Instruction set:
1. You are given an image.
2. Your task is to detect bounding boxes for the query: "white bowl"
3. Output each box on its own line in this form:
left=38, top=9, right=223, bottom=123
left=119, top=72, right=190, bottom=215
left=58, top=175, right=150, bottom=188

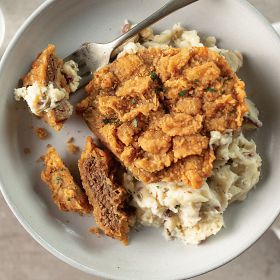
left=273, top=22, right=280, bottom=34
left=0, top=0, right=280, bottom=279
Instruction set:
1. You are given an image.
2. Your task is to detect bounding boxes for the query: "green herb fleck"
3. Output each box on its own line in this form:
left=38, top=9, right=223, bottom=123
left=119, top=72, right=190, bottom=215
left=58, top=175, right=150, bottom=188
left=132, top=118, right=138, bottom=128
left=225, top=76, right=233, bottom=81
left=155, top=87, right=162, bottom=93
left=130, top=98, right=137, bottom=105
left=206, top=87, right=217, bottom=92
left=163, top=87, right=169, bottom=94
left=102, top=118, right=113, bottom=124
left=178, top=90, right=188, bottom=97
left=55, top=176, right=63, bottom=185
left=194, top=79, right=200, bottom=83
left=156, top=185, right=160, bottom=189
left=175, top=204, right=181, bottom=210
left=150, top=71, right=159, bottom=81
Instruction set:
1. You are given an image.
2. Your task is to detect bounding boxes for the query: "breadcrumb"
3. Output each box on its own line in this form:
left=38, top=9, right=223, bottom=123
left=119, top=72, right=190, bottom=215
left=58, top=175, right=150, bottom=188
left=24, top=148, right=31, bottom=154
left=66, top=137, right=80, bottom=154
left=89, top=227, right=101, bottom=237
left=67, top=137, right=74, bottom=143
left=36, top=155, right=45, bottom=163
left=35, top=127, right=48, bottom=140
left=67, top=143, right=80, bottom=154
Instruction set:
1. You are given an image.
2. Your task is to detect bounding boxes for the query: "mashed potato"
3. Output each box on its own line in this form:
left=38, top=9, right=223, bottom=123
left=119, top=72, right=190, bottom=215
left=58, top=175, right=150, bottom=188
left=14, top=59, right=80, bottom=116
left=118, top=22, right=243, bottom=73
left=124, top=132, right=261, bottom=245
left=120, top=22, right=262, bottom=245
left=14, top=82, right=67, bottom=116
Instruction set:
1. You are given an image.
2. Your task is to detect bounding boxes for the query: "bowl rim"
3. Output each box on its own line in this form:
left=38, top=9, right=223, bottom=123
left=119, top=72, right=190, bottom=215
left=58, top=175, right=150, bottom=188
left=0, top=0, right=280, bottom=279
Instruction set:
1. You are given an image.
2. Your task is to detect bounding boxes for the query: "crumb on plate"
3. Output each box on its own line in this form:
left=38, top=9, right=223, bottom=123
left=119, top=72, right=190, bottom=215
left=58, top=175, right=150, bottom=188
left=35, top=127, right=49, bottom=140
left=89, top=227, right=101, bottom=237
left=24, top=147, right=31, bottom=154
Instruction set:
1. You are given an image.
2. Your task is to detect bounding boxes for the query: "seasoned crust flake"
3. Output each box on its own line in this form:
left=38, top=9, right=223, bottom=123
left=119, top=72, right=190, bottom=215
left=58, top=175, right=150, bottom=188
left=41, top=147, right=91, bottom=215
left=78, top=137, right=130, bottom=244
left=77, top=47, right=247, bottom=189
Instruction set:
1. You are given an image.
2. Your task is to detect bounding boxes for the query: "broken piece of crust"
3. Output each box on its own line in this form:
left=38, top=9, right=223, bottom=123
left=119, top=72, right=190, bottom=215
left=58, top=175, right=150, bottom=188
left=23, top=44, right=70, bottom=91
left=78, top=137, right=130, bottom=245
left=22, top=45, right=72, bottom=131
left=41, top=147, right=92, bottom=215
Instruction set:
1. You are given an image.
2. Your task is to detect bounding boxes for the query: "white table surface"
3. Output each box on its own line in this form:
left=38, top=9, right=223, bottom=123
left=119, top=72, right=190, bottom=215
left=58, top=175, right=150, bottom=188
left=0, top=1, right=280, bottom=279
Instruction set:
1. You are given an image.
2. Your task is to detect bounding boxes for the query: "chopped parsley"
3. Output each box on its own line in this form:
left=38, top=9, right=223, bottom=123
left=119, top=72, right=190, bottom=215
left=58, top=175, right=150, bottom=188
left=206, top=87, right=217, bottom=92
left=155, top=87, right=162, bottom=93
left=194, top=79, right=200, bottom=83
left=150, top=71, right=159, bottom=81
left=55, top=176, right=63, bottom=185
left=175, top=204, right=181, bottom=210
left=225, top=76, right=233, bottom=81
left=132, top=118, right=138, bottom=128
left=178, top=90, right=188, bottom=97
left=102, top=118, right=113, bottom=124
left=163, top=87, right=169, bottom=94
left=156, top=185, right=160, bottom=189
left=130, top=98, right=137, bottom=105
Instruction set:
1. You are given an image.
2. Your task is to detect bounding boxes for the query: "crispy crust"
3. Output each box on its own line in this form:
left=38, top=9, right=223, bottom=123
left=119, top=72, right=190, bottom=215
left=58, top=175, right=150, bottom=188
left=77, top=47, right=247, bottom=189
left=78, top=137, right=130, bottom=245
left=23, top=44, right=70, bottom=92
left=41, top=147, right=92, bottom=215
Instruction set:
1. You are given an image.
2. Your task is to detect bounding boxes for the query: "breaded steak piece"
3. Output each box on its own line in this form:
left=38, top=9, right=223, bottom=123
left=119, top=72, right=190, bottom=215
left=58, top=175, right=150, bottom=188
left=77, top=47, right=247, bottom=189
left=78, top=137, right=130, bottom=245
left=41, top=147, right=92, bottom=215
left=21, top=44, right=73, bottom=131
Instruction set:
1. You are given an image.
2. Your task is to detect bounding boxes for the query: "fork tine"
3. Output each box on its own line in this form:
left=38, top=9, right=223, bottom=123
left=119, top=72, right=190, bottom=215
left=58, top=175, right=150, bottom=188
left=78, top=75, right=93, bottom=89
left=64, top=49, right=93, bottom=90
left=63, top=50, right=81, bottom=64
left=78, top=63, right=91, bottom=77
left=63, top=42, right=112, bottom=90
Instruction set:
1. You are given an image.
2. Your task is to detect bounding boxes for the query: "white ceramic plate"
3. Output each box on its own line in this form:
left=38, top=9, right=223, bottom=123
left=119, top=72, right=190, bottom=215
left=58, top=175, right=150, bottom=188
left=1, top=1, right=280, bottom=279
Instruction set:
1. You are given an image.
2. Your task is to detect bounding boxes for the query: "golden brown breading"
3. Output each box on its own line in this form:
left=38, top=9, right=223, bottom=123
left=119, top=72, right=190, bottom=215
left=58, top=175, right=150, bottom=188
left=77, top=47, right=247, bottom=189
left=41, top=147, right=92, bottom=215
left=78, top=137, right=131, bottom=245
left=23, top=44, right=70, bottom=92
left=22, top=44, right=72, bottom=131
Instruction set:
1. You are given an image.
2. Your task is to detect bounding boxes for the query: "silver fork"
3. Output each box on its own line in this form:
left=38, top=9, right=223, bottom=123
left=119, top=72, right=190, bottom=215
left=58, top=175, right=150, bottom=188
left=64, top=0, right=199, bottom=89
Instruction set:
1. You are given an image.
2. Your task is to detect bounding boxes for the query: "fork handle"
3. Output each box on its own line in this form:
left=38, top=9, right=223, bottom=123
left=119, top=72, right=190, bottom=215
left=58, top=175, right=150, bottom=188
left=109, top=0, right=199, bottom=50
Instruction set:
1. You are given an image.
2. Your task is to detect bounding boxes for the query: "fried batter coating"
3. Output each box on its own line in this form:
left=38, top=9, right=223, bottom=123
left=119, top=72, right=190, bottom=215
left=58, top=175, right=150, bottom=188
left=78, top=137, right=131, bottom=245
left=77, top=47, right=247, bottom=189
left=41, top=147, right=92, bottom=214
